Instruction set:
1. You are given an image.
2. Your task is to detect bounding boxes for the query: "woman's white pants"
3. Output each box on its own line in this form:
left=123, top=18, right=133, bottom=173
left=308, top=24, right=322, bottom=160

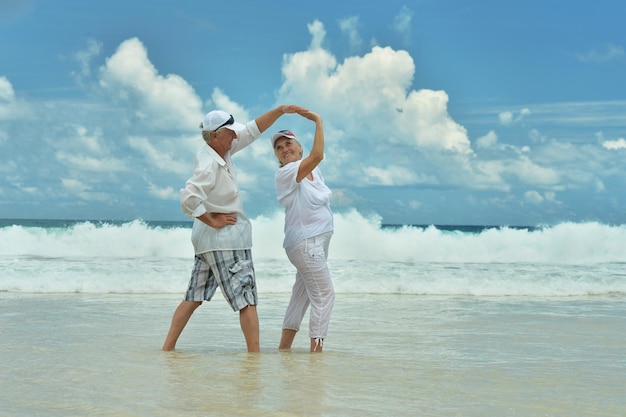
left=282, top=232, right=335, bottom=339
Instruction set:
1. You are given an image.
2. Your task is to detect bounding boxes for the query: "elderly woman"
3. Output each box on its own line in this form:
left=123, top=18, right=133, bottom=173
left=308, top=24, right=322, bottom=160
left=271, top=109, right=335, bottom=352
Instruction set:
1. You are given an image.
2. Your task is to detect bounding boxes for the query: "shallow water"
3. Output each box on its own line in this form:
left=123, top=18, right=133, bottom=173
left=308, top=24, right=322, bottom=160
left=1, top=293, right=624, bottom=416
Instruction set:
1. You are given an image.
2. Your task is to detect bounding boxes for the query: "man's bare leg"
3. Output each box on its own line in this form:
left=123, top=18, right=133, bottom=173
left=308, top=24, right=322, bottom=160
left=278, top=329, right=297, bottom=351
left=162, top=300, right=202, bottom=351
left=239, top=305, right=260, bottom=352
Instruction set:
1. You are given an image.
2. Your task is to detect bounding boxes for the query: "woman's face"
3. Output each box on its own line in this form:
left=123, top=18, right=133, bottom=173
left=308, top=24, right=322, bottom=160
left=274, top=136, right=302, bottom=166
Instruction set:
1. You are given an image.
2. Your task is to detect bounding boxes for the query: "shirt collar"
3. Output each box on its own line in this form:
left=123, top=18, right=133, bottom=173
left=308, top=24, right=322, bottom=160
left=204, top=143, right=227, bottom=166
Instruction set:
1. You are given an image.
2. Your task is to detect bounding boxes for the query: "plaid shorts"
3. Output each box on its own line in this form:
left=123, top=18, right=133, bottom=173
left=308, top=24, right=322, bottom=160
left=184, top=249, right=258, bottom=311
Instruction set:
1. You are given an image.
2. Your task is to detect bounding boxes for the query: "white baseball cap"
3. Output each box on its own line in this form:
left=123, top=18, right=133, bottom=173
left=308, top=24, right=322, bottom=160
left=201, top=110, right=245, bottom=132
left=271, top=130, right=299, bottom=148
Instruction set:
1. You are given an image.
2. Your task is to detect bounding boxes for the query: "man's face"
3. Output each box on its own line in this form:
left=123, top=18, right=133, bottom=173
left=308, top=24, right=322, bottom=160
left=211, top=128, right=237, bottom=152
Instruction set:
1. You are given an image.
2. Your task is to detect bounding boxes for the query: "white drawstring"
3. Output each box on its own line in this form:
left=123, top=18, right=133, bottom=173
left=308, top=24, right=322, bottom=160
left=313, top=338, right=324, bottom=351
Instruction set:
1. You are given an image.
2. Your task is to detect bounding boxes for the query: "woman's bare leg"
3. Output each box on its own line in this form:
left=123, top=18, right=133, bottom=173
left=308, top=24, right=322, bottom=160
left=310, top=337, right=324, bottom=352
left=279, top=329, right=297, bottom=350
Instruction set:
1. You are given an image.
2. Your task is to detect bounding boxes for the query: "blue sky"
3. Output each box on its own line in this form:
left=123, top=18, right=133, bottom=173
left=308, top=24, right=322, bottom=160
left=1, top=0, right=625, bottom=226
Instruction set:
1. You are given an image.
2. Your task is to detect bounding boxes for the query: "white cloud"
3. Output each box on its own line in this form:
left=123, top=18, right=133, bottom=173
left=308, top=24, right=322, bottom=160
left=339, top=16, right=362, bottom=51
left=278, top=23, right=470, bottom=154
left=543, top=191, right=560, bottom=204
left=476, top=130, right=498, bottom=149
left=393, top=6, right=413, bottom=42
left=275, top=20, right=548, bottom=193
left=524, top=190, right=543, bottom=204
left=62, top=178, right=91, bottom=193
left=529, top=128, right=547, bottom=144
left=577, top=43, right=624, bottom=63
left=52, top=124, right=130, bottom=174
left=594, top=180, right=605, bottom=192
left=330, top=189, right=354, bottom=206
left=0, top=76, right=30, bottom=120
left=209, top=88, right=250, bottom=124
left=524, top=190, right=561, bottom=205
left=236, top=169, right=258, bottom=188
left=128, top=136, right=189, bottom=174
left=509, top=156, right=560, bottom=186
left=277, top=22, right=494, bottom=189
left=72, top=125, right=103, bottom=153
left=98, top=37, right=203, bottom=131
left=71, top=38, right=102, bottom=82
left=499, top=111, right=513, bottom=125
left=602, top=138, right=626, bottom=150
left=0, top=76, right=15, bottom=102
left=56, top=152, right=127, bottom=173
left=308, top=20, right=326, bottom=50
left=401, top=89, right=471, bottom=153
left=148, top=183, right=177, bottom=200
left=364, top=165, right=436, bottom=186
left=408, top=200, right=421, bottom=209
left=499, top=108, right=530, bottom=125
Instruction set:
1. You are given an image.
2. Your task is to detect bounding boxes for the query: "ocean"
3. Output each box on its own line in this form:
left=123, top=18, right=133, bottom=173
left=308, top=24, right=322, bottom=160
left=1, top=211, right=625, bottom=416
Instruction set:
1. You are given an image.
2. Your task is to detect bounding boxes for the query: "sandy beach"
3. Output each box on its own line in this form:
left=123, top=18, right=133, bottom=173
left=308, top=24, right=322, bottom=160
left=1, top=292, right=624, bottom=416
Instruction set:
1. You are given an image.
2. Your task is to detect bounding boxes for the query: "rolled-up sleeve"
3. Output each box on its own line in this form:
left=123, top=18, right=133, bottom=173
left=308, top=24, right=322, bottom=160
left=231, top=120, right=261, bottom=154
left=180, top=165, right=215, bottom=218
